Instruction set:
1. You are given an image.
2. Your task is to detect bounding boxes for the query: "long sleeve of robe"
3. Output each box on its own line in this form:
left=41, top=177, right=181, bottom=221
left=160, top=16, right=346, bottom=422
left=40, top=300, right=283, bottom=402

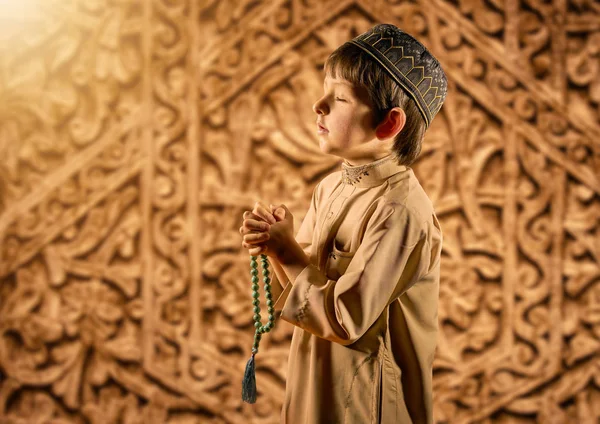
left=271, top=154, right=443, bottom=424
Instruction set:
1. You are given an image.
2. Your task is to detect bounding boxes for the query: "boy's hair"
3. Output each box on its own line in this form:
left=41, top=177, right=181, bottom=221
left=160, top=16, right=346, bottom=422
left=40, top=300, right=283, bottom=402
left=324, top=42, right=427, bottom=167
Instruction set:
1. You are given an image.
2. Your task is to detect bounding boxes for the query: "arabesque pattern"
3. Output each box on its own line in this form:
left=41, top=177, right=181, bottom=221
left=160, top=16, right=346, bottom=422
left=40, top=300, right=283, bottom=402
left=0, top=0, right=599, bottom=423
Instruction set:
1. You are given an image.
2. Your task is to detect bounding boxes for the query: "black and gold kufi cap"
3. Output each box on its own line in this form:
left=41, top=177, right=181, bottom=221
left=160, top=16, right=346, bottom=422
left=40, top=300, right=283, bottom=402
left=348, top=23, right=447, bottom=127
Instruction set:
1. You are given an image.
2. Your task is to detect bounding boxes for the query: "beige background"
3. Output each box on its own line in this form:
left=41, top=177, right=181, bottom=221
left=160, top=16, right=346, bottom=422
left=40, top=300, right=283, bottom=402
left=0, top=0, right=599, bottom=423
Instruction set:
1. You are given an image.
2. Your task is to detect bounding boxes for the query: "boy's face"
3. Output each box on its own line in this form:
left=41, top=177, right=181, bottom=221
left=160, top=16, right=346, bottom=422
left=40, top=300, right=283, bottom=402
left=312, top=75, right=378, bottom=159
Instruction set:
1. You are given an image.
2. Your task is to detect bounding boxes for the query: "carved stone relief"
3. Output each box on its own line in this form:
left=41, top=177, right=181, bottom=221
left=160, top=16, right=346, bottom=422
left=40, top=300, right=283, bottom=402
left=0, top=0, right=598, bottom=423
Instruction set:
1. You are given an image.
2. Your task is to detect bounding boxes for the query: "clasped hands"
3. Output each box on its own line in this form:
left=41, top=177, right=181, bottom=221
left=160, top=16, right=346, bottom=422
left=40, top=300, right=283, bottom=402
left=240, top=201, right=295, bottom=260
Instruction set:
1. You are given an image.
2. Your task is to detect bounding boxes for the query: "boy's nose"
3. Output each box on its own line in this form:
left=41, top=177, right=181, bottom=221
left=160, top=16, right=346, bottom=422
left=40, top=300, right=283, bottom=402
left=312, top=98, right=328, bottom=115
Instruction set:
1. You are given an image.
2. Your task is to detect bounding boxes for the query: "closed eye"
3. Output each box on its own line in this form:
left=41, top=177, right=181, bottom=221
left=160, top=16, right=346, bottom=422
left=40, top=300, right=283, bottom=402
left=335, top=97, right=346, bottom=102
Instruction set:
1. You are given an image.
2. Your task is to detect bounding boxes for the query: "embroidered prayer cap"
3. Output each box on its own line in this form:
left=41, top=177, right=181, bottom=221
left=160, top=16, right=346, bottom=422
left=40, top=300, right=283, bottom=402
left=347, top=23, right=447, bottom=128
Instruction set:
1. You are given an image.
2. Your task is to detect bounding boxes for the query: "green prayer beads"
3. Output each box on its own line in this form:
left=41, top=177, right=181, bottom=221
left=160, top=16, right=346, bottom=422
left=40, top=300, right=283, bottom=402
left=243, top=255, right=277, bottom=403
left=249, top=254, right=276, bottom=354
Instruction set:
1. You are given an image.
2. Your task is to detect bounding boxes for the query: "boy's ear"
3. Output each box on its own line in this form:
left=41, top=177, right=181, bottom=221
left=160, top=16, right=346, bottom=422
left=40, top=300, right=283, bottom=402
left=375, top=107, right=406, bottom=139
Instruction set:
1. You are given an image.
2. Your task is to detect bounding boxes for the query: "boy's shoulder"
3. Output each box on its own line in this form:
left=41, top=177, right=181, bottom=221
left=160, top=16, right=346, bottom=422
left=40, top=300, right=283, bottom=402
left=383, top=171, right=435, bottom=227
left=315, top=170, right=343, bottom=197
left=322, top=170, right=343, bottom=186
left=317, top=169, right=435, bottom=226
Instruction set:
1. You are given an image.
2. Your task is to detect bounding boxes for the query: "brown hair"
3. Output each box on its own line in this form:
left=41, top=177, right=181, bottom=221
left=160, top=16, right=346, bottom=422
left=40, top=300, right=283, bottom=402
left=324, top=42, right=427, bottom=166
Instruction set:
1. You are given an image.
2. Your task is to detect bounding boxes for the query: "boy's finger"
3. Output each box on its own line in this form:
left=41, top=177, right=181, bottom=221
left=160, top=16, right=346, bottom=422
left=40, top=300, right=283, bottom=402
left=242, top=242, right=265, bottom=255
left=243, top=218, right=270, bottom=231
left=249, top=246, right=263, bottom=255
left=270, top=204, right=284, bottom=221
left=245, top=210, right=273, bottom=226
left=270, top=204, right=286, bottom=220
left=243, top=211, right=260, bottom=221
left=240, top=226, right=267, bottom=235
left=239, top=224, right=269, bottom=236
left=240, top=227, right=269, bottom=236
left=253, top=202, right=276, bottom=225
left=244, top=233, right=269, bottom=243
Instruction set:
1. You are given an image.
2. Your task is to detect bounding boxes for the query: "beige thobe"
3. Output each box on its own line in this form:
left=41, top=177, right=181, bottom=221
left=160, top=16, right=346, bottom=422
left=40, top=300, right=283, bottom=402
left=272, top=154, right=443, bottom=424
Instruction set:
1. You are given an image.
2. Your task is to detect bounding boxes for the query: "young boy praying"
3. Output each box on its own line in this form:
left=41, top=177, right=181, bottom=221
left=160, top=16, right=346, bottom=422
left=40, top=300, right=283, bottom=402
left=240, top=23, right=446, bottom=424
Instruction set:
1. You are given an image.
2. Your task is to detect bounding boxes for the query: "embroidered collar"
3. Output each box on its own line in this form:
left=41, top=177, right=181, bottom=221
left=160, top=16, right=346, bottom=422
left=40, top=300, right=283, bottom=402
left=341, top=154, right=408, bottom=187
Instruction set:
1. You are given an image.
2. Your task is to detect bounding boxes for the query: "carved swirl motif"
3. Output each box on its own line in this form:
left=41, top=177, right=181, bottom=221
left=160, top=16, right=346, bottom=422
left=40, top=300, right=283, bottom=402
left=0, top=0, right=599, bottom=423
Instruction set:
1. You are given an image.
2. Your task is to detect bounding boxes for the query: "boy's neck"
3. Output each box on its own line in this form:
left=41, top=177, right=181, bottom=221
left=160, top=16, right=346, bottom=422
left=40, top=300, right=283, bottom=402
left=342, top=152, right=393, bottom=167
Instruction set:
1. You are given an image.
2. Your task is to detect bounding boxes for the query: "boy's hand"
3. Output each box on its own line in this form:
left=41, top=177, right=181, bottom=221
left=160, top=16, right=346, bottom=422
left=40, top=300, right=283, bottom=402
left=250, top=201, right=278, bottom=225
left=240, top=203, right=295, bottom=260
left=240, top=201, right=278, bottom=256
left=268, top=204, right=295, bottom=247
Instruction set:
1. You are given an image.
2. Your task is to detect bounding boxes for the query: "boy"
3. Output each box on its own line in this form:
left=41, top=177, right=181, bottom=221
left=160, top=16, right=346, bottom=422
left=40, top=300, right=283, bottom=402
left=240, top=23, right=446, bottom=423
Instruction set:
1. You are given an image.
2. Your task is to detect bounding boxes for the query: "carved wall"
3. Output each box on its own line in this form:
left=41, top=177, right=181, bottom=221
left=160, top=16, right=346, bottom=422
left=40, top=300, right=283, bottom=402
left=0, top=0, right=599, bottom=423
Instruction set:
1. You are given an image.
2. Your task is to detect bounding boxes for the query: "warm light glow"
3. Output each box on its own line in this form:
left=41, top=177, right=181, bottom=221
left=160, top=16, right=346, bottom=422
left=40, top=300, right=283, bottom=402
left=0, top=0, right=39, bottom=20
left=0, top=0, right=46, bottom=43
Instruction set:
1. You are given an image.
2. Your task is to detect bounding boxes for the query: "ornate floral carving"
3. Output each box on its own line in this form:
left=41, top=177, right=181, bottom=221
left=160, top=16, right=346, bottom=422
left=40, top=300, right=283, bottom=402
left=0, top=0, right=599, bottom=422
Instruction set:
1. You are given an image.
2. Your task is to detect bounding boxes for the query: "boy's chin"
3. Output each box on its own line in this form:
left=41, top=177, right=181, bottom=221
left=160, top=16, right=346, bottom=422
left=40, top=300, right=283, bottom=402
left=319, top=145, right=354, bottom=162
left=318, top=137, right=332, bottom=152
left=319, top=140, right=354, bottom=156
left=319, top=142, right=340, bottom=156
